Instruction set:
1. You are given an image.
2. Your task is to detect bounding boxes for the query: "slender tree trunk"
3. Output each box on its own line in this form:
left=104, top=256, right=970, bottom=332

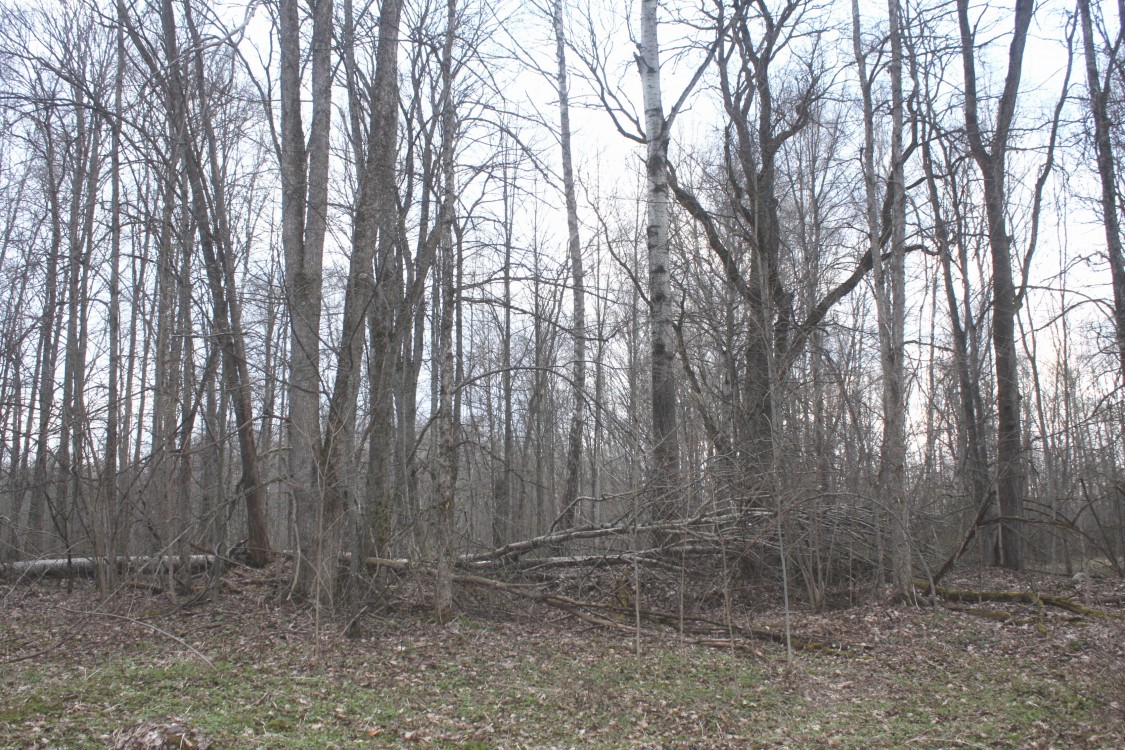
left=885, top=0, right=912, bottom=599
left=434, top=0, right=461, bottom=620
left=120, top=205, right=145, bottom=560
left=177, top=0, right=271, bottom=566
left=99, top=10, right=125, bottom=592
left=3, top=295, right=30, bottom=561
left=1078, top=0, right=1125, bottom=390
left=279, top=0, right=333, bottom=599
left=919, top=122, right=992, bottom=572
left=493, top=143, right=515, bottom=546
left=150, top=107, right=182, bottom=559
left=638, top=0, right=680, bottom=522
left=853, top=0, right=912, bottom=596
left=433, top=0, right=459, bottom=622
left=551, top=0, right=587, bottom=533
left=320, top=0, right=403, bottom=607
left=58, top=90, right=101, bottom=569
left=0, top=161, right=31, bottom=560
left=956, top=0, right=1034, bottom=570
left=365, top=280, right=398, bottom=557
left=28, top=118, right=64, bottom=554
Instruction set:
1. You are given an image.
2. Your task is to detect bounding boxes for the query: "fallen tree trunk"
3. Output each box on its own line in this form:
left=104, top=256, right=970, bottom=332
left=932, top=490, right=996, bottom=585
left=1, top=555, right=215, bottom=581
left=934, top=508, right=1104, bottom=586
left=468, top=544, right=723, bottom=573
left=460, top=511, right=759, bottom=564
left=915, top=581, right=1122, bottom=620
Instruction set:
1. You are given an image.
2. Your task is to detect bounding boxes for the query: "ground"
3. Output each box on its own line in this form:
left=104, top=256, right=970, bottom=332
left=1, top=564, right=1123, bottom=749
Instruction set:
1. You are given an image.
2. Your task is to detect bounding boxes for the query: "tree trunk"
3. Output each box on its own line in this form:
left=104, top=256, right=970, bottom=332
left=99, top=9, right=125, bottom=592
left=180, top=0, right=271, bottom=567
left=553, top=0, right=587, bottom=534
left=1078, top=0, right=1125, bottom=391
left=956, top=0, right=1033, bottom=570
left=320, top=0, right=403, bottom=608
left=884, top=0, right=911, bottom=598
left=433, top=0, right=459, bottom=623
left=279, top=0, right=333, bottom=600
left=851, top=0, right=912, bottom=599
left=28, top=115, right=64, bottom=555
left=638, top=0, right=680, bottom=522
left=493, top=141, right=515, bottom=547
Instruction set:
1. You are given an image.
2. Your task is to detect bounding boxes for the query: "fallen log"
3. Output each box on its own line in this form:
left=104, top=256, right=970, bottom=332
left=459, top=511, right=758, bottom=564
left=469, top=544, right=723, bottom=573
left=0, top=555, right=216, bottom=581
left=914, top=581, right=1123, bottom=621
left=940, top=603, right=1017, bottom=623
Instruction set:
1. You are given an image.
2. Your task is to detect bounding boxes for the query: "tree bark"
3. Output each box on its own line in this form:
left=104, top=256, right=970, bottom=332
left=181, top=0, right=271, bottom=568
left=851, top=0, right=911, bottom=598
left=433, top=0, right=459, bottom=623
left=552, top=0, right=587, bottom=534
left=1077, top=0, right=1125, bottom=391
left=279, top=0, right=333, bottom=599
left=100, top=7, right=125, bottom=592
left=638, top=0, right=680, bottom=522
left=884, top=0, right=911, bottom=599
left=956, top=0, right=1034, bottom=570
left=927, top=147, right=992, bottom=553
left=319, top=0, right=403, bottom=608
left=27, top=112, right=64, bottom=555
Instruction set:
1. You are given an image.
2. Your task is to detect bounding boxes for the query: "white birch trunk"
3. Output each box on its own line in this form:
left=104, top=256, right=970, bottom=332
left=638, top=0, right=680, bottom=522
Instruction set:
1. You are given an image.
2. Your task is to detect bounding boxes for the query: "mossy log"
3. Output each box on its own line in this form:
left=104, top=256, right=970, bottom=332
left=915, top=581, right=1122, bottom=621
left=941, top=603, right=1019, bottom=623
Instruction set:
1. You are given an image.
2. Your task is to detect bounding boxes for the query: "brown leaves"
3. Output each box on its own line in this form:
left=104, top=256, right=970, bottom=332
left=110, top=720, right=211, bottom=750
left=2, top=565, right=1123, bottom=749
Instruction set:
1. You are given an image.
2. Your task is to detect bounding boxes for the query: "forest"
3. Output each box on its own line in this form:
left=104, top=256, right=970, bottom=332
left=1, top=0, right=1125, bottom=746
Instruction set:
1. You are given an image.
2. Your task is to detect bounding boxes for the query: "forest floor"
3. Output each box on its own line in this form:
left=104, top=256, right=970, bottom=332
left=1, top=563, right=1123, bottom=749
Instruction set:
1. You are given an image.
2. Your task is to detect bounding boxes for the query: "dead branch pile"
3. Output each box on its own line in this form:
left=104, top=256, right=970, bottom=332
left=458, top=510, right=763, bottom=567
left=365, top=556, right=845, bottom=654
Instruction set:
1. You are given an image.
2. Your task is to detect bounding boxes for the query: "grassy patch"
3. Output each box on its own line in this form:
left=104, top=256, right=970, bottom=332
left=1, top=574, right=1121, bottom=750
left=0, top=626, right=1114, bottom=749
left=790, top=668, right=1094, bottom=748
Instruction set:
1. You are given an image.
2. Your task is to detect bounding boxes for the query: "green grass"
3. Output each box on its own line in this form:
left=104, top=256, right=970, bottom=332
left=0, top=600, right=1119, bottom=749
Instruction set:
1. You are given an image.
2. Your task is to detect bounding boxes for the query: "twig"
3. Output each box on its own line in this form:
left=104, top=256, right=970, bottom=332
left=56, top=606, right=216, bottom=668
left=364, top=557, right=849, bottom=654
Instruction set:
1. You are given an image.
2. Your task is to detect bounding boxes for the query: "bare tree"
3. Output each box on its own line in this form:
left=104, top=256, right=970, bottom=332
left=851, top=0, right=912, bottom=598
left=956, top=0, right=1034, bottom=569
left=99, top=2, right=126, bottom=592
left=433, top=0, right=460, bottom=622
left=551, top=0, right=587, bottom=534
left=1077, top=0, right=1125, bottom=390
left=279, top=0, right=333, bottom=598
left=320, top=0, right=404, bottom=609
left=116, top=0, right=272, bottom=569
left=638, top=0, right=680, bottom=521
